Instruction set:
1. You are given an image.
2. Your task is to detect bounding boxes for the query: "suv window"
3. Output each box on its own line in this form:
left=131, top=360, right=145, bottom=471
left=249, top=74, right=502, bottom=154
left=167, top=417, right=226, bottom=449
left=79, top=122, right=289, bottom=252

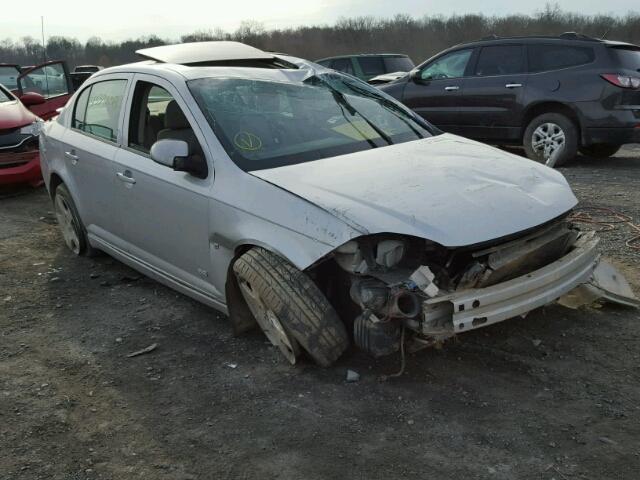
left=420, top=49, right=472, bottom=80
left=528, top=45, right=595, bottom=72
left=384, top=56, right=414, bottom=72
left=73, top=79, right=127, bottom=142
left=609, top=46, right=640, bottom=70
left=330, top=58, right=354, bottom=75
left=475, top=45, right=524, bottom=76
left=20, top=62, right=69, bottom=98
left=358, top=56, right=385, bottom=76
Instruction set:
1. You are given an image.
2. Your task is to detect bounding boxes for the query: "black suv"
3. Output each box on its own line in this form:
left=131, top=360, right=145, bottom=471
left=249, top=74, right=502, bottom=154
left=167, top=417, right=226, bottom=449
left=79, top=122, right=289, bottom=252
left=379, top=34, right=640, bottom=165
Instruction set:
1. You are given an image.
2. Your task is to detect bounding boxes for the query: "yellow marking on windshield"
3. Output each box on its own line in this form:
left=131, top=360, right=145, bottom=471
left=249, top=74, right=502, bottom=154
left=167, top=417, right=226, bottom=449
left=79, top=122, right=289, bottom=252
left=234, top=131, right=263, bottom=151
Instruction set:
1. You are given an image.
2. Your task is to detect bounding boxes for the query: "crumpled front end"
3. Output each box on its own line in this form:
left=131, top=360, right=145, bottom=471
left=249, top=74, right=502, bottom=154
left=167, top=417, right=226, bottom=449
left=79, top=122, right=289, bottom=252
left=0, top=126, right=41, bottom=186
left=315, top=219, right=639, bottom=357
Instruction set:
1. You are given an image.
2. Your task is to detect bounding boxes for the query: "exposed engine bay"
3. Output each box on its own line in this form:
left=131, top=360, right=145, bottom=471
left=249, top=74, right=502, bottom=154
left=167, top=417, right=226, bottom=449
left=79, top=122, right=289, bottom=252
left=318, top=219, right=639, bottom=357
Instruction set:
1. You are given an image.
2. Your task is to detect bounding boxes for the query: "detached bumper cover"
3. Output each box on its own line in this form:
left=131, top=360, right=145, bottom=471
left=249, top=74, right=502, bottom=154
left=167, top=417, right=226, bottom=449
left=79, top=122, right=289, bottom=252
left=426, top=232, right=602, bottom=333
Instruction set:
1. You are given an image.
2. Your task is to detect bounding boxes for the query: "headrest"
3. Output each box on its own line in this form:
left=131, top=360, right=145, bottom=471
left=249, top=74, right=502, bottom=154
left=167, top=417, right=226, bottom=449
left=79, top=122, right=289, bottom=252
left=164, top=100, right=190, bottom=129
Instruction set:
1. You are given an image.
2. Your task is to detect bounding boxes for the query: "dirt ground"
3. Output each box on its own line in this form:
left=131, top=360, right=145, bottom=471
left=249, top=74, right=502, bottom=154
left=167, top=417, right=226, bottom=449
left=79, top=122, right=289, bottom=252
left=1, top=148, right=639, bottom=480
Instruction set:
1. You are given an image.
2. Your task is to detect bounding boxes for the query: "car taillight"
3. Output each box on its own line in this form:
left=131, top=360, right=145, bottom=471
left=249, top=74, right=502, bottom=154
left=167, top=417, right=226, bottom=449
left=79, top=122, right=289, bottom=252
left=601, top=73, right=640, bottom=89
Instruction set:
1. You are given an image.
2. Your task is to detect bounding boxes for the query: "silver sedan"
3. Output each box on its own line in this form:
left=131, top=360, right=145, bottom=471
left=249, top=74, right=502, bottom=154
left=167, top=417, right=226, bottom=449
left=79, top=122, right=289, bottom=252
left=40, top=42, right=638, bottom=366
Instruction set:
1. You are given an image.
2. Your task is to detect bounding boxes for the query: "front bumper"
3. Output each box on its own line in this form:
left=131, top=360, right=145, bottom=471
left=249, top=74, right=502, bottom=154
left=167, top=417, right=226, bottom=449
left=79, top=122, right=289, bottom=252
left=423, top=232, right=600, bottom=335
left=0, top=150, right=42, bottom=186
left=584, top=126, right=640, bottom=146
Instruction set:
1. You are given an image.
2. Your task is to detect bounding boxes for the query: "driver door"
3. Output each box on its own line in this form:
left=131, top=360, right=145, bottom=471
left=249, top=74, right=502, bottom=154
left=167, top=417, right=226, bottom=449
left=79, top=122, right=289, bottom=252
left=401, top=48, right=474, bottom=133
left=17, top=61, right=73, bottom=120
left=112, top=74, right=219, bottom=299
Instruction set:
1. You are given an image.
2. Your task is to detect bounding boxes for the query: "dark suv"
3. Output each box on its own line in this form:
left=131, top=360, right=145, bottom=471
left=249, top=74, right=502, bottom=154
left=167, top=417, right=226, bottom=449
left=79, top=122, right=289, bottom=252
left=379, top=34, right=640, bottom=165
left=316, top=54, right=414, bottom=83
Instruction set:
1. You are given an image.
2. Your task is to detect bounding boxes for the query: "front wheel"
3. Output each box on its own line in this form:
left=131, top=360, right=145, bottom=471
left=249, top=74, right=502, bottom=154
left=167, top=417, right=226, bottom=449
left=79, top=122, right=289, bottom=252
left=233, top=247, right=349, bottom=366
left=579, top=144, right=621, bottom=158
left=523, top=113, right=578, bottom=167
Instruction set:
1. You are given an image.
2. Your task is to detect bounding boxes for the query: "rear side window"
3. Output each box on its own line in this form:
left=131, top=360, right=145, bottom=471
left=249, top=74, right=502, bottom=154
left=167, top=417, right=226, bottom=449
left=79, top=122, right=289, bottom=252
left=330, top=58, right=354, bottom=75
left=358, top=56, right=386, bottom=76
left=528, top=45, right=595, bottom=72
left=73, top=79, right=127, bottom=142
left=475, top=45, right=524, bottom=76
left=609, top=46, right=640, bottom=70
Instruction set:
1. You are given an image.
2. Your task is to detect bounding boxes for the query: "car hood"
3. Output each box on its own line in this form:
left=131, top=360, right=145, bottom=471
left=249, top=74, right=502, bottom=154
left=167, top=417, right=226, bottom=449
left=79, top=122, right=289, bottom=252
left=252, top=134, right=578, bottom=247
left=0, top=99, right=37, bottom=129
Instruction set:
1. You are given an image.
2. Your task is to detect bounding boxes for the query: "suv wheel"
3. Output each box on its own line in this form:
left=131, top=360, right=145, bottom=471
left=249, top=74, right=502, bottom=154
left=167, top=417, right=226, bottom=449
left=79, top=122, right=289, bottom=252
left=523, top=113, right=578, bottom=167
left=579, top=144, right=621, bottom=158
left=53, top=184, right=98, bottom=256
left=233, top=247, right=349, bottom=366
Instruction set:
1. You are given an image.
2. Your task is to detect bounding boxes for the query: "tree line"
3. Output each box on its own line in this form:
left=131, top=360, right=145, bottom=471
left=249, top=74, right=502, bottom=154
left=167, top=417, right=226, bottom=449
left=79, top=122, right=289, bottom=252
left=2, top=4, right=639, bottom=69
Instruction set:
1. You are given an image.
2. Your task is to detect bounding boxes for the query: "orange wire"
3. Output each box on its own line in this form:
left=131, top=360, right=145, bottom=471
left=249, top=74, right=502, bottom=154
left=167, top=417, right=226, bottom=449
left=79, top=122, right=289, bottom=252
left=569, top=206, right=640, bottom=252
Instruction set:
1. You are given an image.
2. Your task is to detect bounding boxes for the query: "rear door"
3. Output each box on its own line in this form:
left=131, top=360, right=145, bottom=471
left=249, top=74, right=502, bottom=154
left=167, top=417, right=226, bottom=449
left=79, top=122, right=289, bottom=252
left=400, top=48, right=474, bottom=132
left=17, top=61, right=73, bottom=120
left=457, top=44, right=527, bottom=141
left=61, top=75, right=130, bottom=246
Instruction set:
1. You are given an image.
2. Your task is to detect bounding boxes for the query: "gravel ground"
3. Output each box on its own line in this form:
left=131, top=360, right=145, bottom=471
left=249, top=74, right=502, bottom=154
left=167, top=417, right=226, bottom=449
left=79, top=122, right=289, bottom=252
left=1, top=147, right=639, bottom=480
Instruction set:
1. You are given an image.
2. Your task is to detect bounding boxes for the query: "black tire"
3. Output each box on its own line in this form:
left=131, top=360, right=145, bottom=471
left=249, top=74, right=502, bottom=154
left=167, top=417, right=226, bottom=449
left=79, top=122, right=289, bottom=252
left=579, top=144, right=621, bottom=159
left=233, top=247, right=349, bottom=367
left=53, top=184, right=99, bottom=257
left=523, top=112, right=578, bottom=167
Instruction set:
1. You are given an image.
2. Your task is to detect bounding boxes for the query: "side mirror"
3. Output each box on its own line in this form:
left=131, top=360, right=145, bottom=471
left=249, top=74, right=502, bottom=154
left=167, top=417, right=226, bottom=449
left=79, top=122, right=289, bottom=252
left=20, top=92, right=46, bottom=106
left=150, top=138, right=207, bottom=178
left=150, top=139, right=189, bottom=168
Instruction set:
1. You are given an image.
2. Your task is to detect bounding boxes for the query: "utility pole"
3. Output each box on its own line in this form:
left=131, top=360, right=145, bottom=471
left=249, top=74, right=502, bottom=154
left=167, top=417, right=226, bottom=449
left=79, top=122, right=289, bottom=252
left=41, top=16, right=46, bottom=63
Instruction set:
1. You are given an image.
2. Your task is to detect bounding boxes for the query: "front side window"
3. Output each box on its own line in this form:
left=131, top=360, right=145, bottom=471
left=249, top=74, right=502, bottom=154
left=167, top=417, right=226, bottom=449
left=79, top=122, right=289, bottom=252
left=475, top=45, right=524, bottom=76
left=420, top=49, right=472, bottom=80
left=128, top=81, right=203, bottom=157
left=359, top=57, right=385, bottom=76
left=0, top=66, right=20, bottom=90
left=73, top=79, right=127, bottom=142
left=188, top=73, right=433, bottom=171
left=528, top=45, right=595, bottom=72
left=20, top=62, right=69, bottom=99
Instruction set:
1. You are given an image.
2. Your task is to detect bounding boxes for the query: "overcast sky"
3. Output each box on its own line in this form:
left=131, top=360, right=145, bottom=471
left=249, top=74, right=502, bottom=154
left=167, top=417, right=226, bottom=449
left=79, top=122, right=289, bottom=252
left=3, top=0, right=639, bottom=43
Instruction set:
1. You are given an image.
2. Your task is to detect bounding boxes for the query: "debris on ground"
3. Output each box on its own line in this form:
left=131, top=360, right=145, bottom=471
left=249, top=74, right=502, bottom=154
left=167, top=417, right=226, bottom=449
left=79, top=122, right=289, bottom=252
left=126, top=343, right=158, bottom=358
left=346, top=369, right=360, bottom=382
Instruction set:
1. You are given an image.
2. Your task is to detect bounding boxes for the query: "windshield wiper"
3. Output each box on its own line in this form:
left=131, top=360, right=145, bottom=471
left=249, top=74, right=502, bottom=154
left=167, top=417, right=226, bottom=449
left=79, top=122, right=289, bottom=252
left=338, top=81, right=426, bottom=140
left=332, top=91, right=378, bottom=150
left=307, top=75, right=394, bottom=146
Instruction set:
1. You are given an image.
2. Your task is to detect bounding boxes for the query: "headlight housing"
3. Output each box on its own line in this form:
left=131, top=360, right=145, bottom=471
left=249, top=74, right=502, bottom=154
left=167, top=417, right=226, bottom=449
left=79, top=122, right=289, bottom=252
left=20, top=119, right=44, bottom=137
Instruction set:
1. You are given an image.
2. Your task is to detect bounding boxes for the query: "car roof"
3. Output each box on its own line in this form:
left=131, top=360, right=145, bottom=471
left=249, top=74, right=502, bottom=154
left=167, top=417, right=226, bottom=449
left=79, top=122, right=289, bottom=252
left=136, top=41, right=276, bottom=64
left=451, top=33, right=638, bottom=50
left=316, top=53, right=409, bottom=62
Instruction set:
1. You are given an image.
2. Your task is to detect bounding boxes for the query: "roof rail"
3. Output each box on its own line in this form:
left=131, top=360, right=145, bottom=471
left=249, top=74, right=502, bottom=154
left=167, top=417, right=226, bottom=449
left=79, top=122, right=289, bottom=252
left=558, top=32, right=599, bottom=41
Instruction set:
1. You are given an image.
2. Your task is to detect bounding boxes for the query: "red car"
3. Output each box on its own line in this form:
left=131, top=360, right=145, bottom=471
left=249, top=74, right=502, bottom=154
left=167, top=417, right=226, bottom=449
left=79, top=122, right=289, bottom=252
left=0, top=61, right=73, bottom=186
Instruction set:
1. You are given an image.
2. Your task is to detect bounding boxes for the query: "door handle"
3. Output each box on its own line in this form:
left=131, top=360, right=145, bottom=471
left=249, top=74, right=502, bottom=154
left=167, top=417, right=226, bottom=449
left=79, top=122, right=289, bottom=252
left=444, top=86, right=460, bottom=91
left=116, top=171, right=136, bottom=185
left=505, top=83, right=523, bottom=89
left=64, top=150, right=78, bottom=164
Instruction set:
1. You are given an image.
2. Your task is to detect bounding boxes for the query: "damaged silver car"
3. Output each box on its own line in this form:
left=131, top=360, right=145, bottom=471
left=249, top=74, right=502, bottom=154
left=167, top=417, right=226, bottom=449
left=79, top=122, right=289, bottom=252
left=40, top=42, right=639, bottom=366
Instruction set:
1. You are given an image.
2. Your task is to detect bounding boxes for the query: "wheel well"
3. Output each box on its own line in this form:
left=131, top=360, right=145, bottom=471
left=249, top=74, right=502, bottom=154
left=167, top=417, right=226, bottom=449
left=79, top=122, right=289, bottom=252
left=49, top=173, right=63, bottom=198
left=522, top=102, right=582, bottom=144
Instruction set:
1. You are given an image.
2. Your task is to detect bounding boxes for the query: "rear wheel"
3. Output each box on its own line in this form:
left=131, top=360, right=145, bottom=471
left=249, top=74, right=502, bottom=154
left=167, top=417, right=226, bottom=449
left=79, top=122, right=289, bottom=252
left=579, top=144, right=621, bottom=158
left=523, top=113, right=578, bottom=167
left=53, top=184, right=98, bottom=257
left=233, top=247, right=349, bottom=366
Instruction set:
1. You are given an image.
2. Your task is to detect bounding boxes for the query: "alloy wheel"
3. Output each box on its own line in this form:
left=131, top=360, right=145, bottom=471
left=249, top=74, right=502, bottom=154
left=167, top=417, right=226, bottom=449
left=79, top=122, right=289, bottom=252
left=54, top=194, right=81, bottom=255
left=238, top=279, right=301, bottom=364
left=531, top=122, right=566, bottom=166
